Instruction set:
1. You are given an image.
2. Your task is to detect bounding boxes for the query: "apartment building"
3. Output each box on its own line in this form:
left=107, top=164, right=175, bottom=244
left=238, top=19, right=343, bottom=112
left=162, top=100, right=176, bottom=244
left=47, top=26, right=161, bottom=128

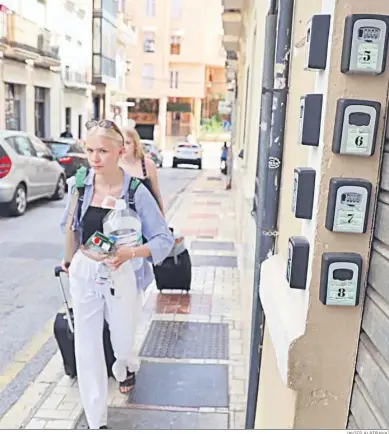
left=0, top=0, right=62, bottom=137
left=91, top=0, right=136, bottom=126
left=60, top=0, right=94, bottom=139
left=124, top=0, right=226, bottom=148
left=223, top=0, right=389, bottom=430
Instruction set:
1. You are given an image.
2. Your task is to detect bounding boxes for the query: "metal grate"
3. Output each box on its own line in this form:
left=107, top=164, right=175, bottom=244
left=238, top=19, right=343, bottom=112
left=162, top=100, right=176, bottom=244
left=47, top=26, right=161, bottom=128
left=140, top=321, right=229, bottom=360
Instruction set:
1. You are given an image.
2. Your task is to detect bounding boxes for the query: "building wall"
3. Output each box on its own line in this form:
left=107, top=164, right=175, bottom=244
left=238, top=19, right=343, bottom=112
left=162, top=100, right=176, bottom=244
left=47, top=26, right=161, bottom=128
left=229, top=0, right=389, bottom=429
left=0, top=0, right=63, bottom=137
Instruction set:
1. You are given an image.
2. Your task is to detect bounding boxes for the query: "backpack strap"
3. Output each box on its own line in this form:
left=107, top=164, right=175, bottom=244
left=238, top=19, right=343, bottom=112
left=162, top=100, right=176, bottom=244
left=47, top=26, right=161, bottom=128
left=75, top=166, right=89, bottom=222
left=128, top=177, right=141, bottom=212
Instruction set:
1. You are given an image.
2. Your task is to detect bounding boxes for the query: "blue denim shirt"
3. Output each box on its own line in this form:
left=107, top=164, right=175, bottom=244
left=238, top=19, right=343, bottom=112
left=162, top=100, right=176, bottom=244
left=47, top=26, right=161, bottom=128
left=60, top=169, right=174, bottom=292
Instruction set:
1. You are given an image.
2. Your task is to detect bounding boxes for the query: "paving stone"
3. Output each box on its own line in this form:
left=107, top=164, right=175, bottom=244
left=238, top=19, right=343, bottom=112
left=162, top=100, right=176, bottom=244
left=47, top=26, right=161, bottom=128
left=140, top=321, right=228, bottom=360
left=126, top=362, right=228, bottom=408
left=191, top=240, right=236, bottom=251
left=76, top=408, right=229, bottom=429
left=191, top=255, right=238, bottom=268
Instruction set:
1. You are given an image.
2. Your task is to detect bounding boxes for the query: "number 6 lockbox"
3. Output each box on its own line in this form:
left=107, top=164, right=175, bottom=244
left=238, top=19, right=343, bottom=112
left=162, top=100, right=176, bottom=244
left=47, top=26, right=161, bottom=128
left=332, top=99, right=381, bottom=157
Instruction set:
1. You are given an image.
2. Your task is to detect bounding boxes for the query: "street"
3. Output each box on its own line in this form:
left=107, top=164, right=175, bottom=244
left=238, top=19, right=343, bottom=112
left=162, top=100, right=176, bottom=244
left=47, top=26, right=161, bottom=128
left=0, top=142, right=222, bottom=418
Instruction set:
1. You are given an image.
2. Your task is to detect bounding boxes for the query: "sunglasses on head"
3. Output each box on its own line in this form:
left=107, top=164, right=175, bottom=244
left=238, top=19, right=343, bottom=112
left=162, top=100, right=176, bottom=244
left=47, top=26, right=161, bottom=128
left=85, top=119, right=124, bottom=144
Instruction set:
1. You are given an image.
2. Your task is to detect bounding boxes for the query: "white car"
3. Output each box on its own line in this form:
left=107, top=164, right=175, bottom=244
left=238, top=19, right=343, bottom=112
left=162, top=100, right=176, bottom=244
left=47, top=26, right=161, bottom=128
left=172, top=143, right=202, bottom=169
left=0, top=130, right=66, bottom=216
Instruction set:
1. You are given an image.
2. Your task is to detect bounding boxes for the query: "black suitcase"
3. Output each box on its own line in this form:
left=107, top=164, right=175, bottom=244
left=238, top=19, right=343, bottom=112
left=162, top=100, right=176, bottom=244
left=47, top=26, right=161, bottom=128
left=53, top=266, right=115, bottom=378
left=153, top=230, right=192, bottom=292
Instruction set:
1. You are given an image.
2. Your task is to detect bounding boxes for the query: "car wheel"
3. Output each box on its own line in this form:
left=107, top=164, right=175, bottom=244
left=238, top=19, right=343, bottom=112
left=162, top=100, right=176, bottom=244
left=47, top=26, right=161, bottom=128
left=172, top=159, right=178, bottom=168
left=9, top=183, right=27, bottom=217
left=198, top=160, right=202, bottom=170
left=51, top=175, right=66, bottom=200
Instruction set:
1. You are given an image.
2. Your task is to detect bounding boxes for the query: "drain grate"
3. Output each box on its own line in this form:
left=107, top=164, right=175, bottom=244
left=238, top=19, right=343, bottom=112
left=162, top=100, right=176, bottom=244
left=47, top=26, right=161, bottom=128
left=207, top=176, right=222, bottom=181
left=140, top=321, right=229, bottom=360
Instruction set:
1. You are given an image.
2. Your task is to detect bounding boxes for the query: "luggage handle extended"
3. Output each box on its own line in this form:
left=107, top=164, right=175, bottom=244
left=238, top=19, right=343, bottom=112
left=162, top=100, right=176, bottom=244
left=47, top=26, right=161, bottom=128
left=54, top=266, right=74, bottom=334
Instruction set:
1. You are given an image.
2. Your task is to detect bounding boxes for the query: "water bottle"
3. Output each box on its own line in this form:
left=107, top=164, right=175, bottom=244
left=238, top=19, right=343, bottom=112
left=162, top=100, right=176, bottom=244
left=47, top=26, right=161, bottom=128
left=103, top=197, right=143, bottom=271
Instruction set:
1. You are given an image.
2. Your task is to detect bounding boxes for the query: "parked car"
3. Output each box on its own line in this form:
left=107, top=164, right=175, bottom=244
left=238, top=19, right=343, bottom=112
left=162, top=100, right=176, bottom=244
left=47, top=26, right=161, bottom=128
left=141, top=140, right=163, bottom=168
left=41, top=138, right=88, bottom=179
left=172, top=142, right=203, bottom=169
left=0, top=131, right=66, bottom=216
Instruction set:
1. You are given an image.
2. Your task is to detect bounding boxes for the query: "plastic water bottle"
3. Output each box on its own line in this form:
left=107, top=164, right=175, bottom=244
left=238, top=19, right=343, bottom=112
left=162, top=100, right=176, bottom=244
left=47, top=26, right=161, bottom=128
left=103, top=198, right=143, bottom=271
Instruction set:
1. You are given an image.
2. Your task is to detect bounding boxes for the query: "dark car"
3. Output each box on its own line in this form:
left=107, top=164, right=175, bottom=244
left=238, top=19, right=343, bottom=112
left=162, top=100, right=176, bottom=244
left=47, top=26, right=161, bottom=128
left=41, top=138, right=89, bottom=179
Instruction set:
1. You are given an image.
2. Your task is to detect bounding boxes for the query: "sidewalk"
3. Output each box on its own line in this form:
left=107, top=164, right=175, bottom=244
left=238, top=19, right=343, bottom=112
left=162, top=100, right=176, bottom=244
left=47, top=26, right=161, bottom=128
left=0, top=169, right=247, bottom=430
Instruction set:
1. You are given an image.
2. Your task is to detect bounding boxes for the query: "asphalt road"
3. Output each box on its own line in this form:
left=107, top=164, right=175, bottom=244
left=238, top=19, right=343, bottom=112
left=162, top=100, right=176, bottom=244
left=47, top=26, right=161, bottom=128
left=0, top=165, right=201, bottom=418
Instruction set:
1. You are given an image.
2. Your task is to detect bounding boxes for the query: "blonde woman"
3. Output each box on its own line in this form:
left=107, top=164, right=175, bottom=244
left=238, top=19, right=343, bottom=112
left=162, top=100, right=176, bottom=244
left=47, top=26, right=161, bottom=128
left=120, top=127, right=165, bottom=216
left=60, top=120, right=174, bottom=429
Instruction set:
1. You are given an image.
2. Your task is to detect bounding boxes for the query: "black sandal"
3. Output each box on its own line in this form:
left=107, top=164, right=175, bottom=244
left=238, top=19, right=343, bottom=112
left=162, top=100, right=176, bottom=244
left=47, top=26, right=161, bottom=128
left=119, top=370, right=136, bottom=394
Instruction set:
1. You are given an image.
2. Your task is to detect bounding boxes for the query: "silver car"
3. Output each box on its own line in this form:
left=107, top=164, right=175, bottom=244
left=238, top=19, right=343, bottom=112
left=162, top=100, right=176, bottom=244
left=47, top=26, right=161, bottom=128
left=0, top=131, right=66, bottom=216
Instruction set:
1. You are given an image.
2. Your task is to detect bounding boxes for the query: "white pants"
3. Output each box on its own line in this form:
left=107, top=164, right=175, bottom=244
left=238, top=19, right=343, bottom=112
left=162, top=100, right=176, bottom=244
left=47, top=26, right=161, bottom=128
left=69, top=250, right=141, bottom=429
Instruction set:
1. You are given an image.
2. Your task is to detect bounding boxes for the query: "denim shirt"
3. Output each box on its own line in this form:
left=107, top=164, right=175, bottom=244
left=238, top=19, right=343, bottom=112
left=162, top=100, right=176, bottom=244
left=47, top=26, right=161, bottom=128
left=60, top=169, right=174, bottom=292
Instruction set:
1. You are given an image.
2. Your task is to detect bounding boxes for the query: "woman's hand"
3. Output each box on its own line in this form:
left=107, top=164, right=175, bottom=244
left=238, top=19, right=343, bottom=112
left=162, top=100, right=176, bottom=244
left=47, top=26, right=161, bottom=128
left=61, top=259, right=69, bottom=273
left=80, top=245, right=108, bottom=262
left=105, top=246, right=135, bottom=271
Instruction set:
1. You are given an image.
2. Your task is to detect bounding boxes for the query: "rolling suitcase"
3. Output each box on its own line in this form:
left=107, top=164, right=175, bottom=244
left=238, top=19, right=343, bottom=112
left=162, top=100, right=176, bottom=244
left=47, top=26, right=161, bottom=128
left=153, top=229, right=192, bottom=292
left=53, top=266, right=116, bottom=378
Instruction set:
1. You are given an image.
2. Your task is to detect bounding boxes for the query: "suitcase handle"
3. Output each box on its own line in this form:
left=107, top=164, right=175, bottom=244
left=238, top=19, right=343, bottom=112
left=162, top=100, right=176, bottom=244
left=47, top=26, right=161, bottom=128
left=54, top=265, right=74, bottom=334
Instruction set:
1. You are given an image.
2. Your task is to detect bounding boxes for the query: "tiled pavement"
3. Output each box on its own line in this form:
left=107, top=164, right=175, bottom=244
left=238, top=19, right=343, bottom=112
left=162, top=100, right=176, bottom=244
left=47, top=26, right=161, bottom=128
left=0, top=169, right=247, bottom=430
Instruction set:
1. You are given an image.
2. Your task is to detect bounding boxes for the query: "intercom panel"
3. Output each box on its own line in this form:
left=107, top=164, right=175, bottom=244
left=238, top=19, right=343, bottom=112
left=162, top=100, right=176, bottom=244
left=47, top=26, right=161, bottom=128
left=305, top=14, right=331, bottom=71
left=292, top=168, right=316, bottom=220
left=325, top=178, right=372, bottom=234
left=286, top=236, right=310, bottom=290
left=299, top=94, right=323, bottom=146
left=319, top=252, right=363, bottom=306
left=341, top=14, right=389, bottom=75
left=332, top=99, right=381, bottom=157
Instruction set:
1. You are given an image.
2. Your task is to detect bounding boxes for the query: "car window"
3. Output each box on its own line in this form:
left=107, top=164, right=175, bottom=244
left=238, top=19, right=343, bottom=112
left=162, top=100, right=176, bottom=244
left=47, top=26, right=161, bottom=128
left=71, top=143, right=84, bottom=153
left=29, top=136, right=52, bottom=158
left=46, top=142, right=71, bottom=158
left=6, top=136, right=36, bottom=157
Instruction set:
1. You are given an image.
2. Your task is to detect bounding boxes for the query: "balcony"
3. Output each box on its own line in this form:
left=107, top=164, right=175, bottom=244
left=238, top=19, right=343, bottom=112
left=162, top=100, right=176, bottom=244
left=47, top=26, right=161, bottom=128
left=222, top=0, right=244, bottom=10
left=222, top=34, right=239, bottom=52
left=117, top=12, right=136, bottom=46
left=63, top=66, right=93, bottom=90
left=222, top=9, right=241, bottom=38
left=3, top=13, right=60, bottom=67
left=4, top=13, right=40, bottom=61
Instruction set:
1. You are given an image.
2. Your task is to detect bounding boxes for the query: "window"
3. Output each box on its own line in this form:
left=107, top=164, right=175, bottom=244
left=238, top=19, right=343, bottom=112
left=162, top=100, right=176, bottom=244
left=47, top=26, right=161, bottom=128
left=102, top=0, right=117, bottom=18
left=171, top=0, right=183, bottom=19
left=93, top=17, right=117, bottom=78
left=170, top=35, right=181, bottom=55
left=6, top=136, right=35, bottom=157
left=143, top=32, right=155, bottom=53
left=169, top=69, right=179, bottom=89
left=29, top=135, right=52, bottom=158
left=142, top=63, right=154, bottom=89
left=34, top=87, right=47, bottom=138
left=146, top=0, right=155, bottom=17
left=5, top=83, right=22, bottom=131
left=93, top=18, right=101, bottom=53
left=65, top=107, right=71, bottom=129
